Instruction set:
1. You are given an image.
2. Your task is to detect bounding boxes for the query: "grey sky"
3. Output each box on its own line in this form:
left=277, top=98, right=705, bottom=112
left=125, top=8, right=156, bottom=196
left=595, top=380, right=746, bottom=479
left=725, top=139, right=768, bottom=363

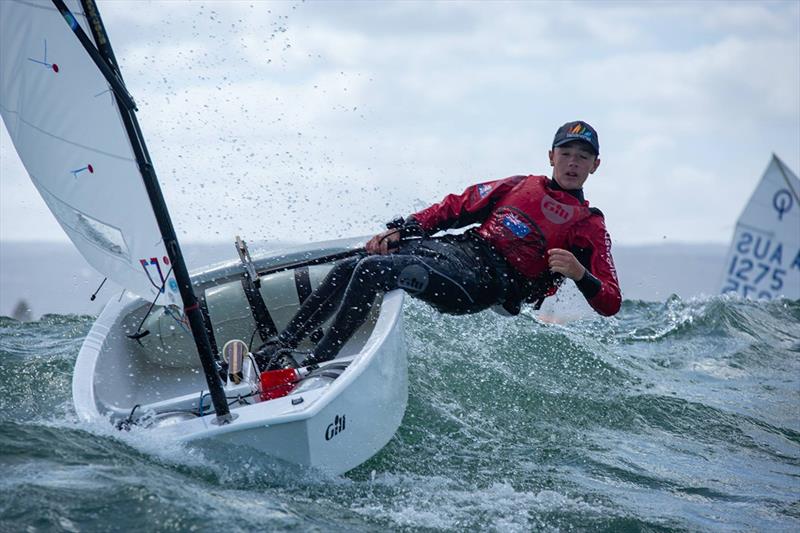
left=1, top=0, right=798, bottom=246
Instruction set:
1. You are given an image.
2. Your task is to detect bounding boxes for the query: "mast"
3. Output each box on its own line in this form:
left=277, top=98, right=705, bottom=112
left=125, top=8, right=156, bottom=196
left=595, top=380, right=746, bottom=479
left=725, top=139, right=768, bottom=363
left=52, top=0, right=231, bottom=423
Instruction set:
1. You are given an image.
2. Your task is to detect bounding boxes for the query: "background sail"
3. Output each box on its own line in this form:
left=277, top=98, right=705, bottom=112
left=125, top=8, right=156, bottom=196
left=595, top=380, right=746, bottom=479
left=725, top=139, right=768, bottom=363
left=720, top=155, right=800, bottom=299
left=0, top=0, right=181, bottom=307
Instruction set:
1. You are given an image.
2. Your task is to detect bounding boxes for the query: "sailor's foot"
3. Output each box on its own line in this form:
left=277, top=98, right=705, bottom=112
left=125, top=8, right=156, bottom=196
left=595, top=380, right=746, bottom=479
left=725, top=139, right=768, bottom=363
left=265, top=348, right=302, bottom=371
left=299, top=353, right=322, bottom=368
left=253, top=337, right=284, bottom=370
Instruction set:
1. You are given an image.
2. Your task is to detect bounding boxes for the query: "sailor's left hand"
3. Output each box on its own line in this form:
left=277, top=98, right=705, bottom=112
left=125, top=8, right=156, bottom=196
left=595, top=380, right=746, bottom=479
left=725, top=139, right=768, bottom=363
left=547, top=248, right=586, bottom=280
left=366, top=229, right=400, bottom=255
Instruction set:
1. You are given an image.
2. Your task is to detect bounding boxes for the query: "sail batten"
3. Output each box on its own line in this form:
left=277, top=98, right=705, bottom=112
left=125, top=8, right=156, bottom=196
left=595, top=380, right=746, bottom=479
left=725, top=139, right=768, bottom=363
left=0, top=0, right=181, bottom=307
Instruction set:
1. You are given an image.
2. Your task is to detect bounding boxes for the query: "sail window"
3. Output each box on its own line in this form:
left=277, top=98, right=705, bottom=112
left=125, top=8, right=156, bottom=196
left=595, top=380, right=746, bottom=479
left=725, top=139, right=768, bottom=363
left=39, top=186, right=130, bottom=259
left=74, top=212, right=129, bottom=258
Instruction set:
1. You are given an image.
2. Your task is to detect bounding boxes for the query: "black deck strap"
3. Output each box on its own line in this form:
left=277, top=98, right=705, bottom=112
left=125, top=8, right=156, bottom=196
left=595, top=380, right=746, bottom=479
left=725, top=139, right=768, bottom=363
left=294, top=266, right=325, bottom=343
left=294, top=266, right=314, bottom=302
left=198, top=292, right=219, bottom=359
left=240, top=276, right=278, bottom=343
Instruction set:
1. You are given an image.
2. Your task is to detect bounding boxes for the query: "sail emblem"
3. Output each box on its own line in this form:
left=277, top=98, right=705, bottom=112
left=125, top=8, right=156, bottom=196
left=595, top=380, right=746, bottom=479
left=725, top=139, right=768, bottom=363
left=140, top=256, right=171, bottom=293
left=71, top=164, right=94, bottom=178
left=772, top=189, right=793, bottom=221
left=27, top=39, right=59, bottom=73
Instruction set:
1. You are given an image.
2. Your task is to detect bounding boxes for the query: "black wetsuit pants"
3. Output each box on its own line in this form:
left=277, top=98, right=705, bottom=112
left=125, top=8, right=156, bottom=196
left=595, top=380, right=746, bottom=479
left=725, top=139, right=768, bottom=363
left=274, top=233, right=512, bottom=363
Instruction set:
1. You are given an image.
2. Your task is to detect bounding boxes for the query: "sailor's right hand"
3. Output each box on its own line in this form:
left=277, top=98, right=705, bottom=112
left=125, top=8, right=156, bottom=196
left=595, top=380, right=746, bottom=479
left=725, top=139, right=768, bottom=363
left=366, top=229, right=400, bottom=255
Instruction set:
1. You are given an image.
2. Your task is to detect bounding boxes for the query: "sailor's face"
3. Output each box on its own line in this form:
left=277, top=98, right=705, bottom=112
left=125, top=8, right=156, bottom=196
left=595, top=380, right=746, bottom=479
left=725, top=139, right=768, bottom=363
left=549, top=143, right=601, bottom=190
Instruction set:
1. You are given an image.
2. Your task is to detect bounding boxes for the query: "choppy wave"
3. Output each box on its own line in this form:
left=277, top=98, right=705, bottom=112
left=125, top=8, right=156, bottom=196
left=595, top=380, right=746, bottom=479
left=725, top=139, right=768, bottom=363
left=0, top=297, right=798, bottom=531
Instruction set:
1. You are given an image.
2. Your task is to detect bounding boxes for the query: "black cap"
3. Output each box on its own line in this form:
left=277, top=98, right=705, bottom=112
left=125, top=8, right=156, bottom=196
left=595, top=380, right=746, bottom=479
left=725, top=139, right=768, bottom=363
left=552, top=121, right=599, bottom=155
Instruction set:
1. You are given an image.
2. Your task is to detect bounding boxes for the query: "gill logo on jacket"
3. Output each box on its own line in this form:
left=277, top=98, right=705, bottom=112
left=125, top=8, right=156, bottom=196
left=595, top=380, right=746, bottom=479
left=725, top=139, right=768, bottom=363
left=541, top=195, right=574, bottom=224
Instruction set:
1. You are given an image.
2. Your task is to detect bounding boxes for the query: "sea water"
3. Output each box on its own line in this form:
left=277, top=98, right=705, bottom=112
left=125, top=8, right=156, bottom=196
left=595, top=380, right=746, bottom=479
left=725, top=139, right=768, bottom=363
left=0, top=296, right=798, bottom=532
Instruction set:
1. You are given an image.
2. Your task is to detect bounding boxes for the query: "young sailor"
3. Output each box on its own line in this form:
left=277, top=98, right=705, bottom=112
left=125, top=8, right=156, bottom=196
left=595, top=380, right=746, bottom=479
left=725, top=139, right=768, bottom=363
left=256, top=120, right=621, bottom=370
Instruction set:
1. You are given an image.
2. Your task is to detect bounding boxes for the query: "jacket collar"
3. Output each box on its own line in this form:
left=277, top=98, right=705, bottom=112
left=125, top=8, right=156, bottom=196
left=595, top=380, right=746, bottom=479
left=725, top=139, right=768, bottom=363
left=547, top=178, right=585, bottom=203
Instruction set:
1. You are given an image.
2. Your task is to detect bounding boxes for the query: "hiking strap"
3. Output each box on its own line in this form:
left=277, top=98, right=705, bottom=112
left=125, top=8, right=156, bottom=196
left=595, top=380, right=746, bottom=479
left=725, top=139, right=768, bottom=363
left=240, top=276, right=278, bottom=343
left=294, top=266, right=325, bottom=343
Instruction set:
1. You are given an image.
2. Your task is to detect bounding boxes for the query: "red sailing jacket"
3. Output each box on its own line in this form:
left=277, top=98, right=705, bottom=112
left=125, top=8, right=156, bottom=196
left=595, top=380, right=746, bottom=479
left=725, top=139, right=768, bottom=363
left=410, top=175, right=622, bottom=316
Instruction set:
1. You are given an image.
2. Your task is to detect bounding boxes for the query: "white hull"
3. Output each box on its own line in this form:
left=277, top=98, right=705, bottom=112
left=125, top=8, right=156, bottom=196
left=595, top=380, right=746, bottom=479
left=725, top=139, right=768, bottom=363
left=73, top=241, right=408, bottom=474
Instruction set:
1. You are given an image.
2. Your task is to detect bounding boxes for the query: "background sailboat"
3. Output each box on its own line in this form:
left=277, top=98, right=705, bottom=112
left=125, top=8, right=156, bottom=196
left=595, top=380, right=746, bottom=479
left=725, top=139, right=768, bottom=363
left=719, top=155, right=799, bottom=300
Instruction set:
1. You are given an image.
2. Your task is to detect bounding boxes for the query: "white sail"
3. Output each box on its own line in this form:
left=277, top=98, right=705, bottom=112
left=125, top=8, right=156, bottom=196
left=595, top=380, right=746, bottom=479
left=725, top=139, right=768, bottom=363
left=0, top=0, right=181, bottom=307
left=720, top=155, right=800, bottom=300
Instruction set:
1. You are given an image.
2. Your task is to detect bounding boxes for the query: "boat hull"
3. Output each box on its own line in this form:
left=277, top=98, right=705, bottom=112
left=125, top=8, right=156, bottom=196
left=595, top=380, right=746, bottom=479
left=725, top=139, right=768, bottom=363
left=73, top=241, right=408, bottom=474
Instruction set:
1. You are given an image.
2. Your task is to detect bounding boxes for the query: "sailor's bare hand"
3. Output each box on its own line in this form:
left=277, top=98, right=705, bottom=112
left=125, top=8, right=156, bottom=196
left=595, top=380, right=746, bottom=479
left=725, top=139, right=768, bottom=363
left=547, top=248, right=586, bottom=280
left=366, top=229, right=400, bottom=255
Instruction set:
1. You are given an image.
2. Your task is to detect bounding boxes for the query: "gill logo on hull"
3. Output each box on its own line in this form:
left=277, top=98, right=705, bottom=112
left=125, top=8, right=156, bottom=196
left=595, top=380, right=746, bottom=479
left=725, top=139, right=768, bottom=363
left=325, top=414, right=346, bottom=441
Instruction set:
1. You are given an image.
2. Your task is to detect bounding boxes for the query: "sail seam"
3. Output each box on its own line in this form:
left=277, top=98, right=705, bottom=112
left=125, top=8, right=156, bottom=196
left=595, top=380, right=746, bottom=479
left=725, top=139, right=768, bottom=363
left=735, top=222, right=775, bottom=238
left=0, top=104, right=135, bottom=163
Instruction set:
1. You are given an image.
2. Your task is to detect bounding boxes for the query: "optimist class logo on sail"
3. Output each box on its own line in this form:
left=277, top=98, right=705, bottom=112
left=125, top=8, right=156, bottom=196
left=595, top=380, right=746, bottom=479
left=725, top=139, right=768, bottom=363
left=773, top=189, right=794, bottom=221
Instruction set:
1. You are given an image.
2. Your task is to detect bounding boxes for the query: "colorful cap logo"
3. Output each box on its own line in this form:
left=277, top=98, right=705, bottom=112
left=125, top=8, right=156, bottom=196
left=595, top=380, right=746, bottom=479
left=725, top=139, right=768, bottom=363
left=552, top=120, right=599, bottom=155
